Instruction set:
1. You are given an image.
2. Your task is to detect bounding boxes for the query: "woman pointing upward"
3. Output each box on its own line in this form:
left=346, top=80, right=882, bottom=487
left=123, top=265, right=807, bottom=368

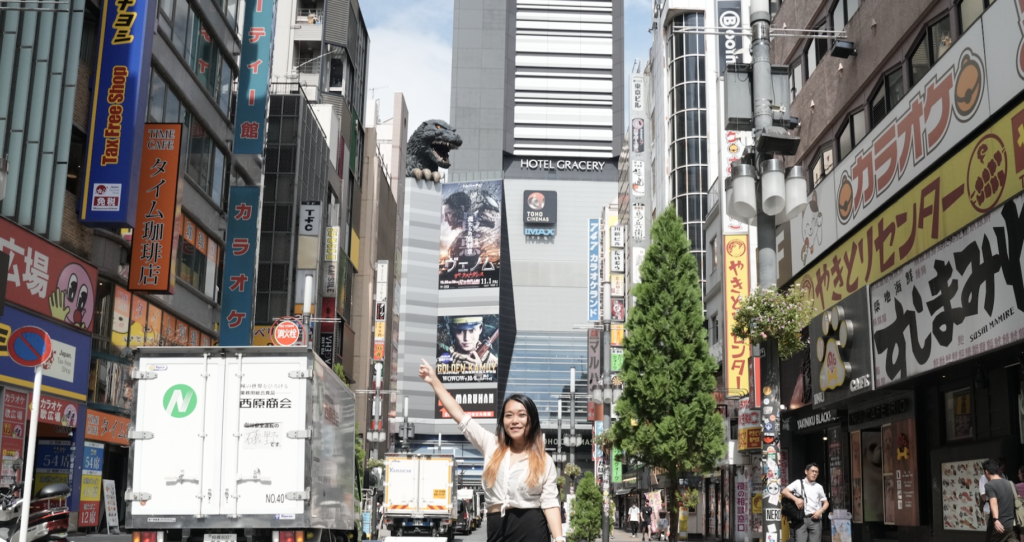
left=419, top=359, right=564, bottom=542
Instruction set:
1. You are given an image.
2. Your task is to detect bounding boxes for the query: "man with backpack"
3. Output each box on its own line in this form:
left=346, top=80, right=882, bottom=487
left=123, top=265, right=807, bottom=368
left=983, top=458, right=1019, bottom=542
left=781, top=463, right=830, bottom=542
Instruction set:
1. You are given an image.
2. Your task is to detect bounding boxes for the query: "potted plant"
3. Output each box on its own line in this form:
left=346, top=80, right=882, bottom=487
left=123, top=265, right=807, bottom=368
left=565, top=463, right=582, bottom=494
left=730, top=285, right=815, bottom=361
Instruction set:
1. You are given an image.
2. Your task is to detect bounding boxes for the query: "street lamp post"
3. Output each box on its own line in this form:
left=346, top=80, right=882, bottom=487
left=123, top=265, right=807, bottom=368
left=569, top=367, right=576, bottom=467
left=726, top=0, right=808, bottom=535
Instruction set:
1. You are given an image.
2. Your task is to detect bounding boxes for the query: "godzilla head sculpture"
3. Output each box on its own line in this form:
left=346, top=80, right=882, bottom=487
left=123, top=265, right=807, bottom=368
left=406, top=119, right=463, bottom=182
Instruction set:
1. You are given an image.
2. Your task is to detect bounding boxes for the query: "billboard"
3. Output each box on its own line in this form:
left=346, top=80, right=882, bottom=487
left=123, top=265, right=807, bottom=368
left=588, top=219, right=601, bottom=321
left=80, top=0, right=156, bottom=227
left=435, top=314, right=499, bottom=384
left=434, top=388, right=496, bottom=419
left=233, top=0, right=276, bottom=154
left=871, top=192, right=1024, bottom=387
left=523, top=191, right=557, bottom=224
left=796, top=98, right=1024, bottom=317
left=0, top=217, right=99, bottom=332
left=779, top=0, right=1024, bottom=286
left=220, top=186, right=261, bottom=345
left=439, top=180, right=502, bottom=289
left=723, top=235, right=750, bottom=396
left=129, top=124, right=182, bottom=292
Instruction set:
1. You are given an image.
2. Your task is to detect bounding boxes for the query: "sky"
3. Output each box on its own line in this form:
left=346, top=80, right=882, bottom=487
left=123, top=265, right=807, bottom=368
left=362, top=0, right=653, bottom=133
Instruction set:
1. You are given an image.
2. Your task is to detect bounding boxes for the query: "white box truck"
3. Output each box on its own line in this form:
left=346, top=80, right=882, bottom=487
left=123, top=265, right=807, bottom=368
left=125, top=347, right=358, bottom=542
left=381, top=454, right=456, bottom=540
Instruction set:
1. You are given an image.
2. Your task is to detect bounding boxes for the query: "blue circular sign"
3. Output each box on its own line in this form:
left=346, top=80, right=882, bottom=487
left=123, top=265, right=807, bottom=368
left=8, top=326, right=52, bottom=368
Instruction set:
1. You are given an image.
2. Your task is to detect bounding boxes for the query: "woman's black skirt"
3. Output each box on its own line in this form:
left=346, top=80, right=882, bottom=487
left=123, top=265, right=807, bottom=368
left=486, top=508, right=549, bottom=542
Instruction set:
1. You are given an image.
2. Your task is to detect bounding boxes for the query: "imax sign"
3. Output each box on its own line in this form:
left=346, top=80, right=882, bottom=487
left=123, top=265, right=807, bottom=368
left=525, top=227, right=555, bottom=237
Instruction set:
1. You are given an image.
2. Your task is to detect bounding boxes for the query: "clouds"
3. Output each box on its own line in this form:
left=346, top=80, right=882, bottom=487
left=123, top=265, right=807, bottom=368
left=362, top=1, right=454, bottom=132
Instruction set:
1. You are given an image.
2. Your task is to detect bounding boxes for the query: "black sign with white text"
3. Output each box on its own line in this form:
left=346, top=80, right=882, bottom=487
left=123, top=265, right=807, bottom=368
left=523, top=191, right=558, bottom=224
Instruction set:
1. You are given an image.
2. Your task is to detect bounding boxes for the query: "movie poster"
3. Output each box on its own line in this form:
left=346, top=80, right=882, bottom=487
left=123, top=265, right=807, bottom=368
left=436, top=315, right=500, bottom=383
left=439, top=180, right=503, bottom=289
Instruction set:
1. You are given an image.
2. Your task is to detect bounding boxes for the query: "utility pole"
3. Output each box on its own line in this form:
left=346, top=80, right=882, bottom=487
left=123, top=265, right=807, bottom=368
left=601, top=326, right=611, bottom=542
left=570, top=367, right=577, bottom=467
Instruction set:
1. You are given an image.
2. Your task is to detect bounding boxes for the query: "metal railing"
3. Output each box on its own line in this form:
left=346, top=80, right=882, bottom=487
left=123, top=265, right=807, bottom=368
left=293, top=58, right=321, bottom=74
left=296, top=8, right=322, bottom=24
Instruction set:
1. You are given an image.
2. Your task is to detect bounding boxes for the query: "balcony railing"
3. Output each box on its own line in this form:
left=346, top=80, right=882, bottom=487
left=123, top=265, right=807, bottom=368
left=296, top=8, right=322, bottom=24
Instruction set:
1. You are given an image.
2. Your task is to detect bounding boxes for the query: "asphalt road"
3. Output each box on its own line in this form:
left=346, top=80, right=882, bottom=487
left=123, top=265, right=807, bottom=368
left=66, top=526, right=491, bottom=542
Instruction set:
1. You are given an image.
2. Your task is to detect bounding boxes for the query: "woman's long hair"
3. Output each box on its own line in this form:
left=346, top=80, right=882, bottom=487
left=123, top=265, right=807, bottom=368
left=482, top=394, right=547, bottom=488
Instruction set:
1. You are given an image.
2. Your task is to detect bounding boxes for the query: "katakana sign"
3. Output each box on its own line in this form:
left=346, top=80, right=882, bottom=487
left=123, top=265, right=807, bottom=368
left=233, top=0, right=277, bottom=153
left=220, top=186, right=261, bottom=345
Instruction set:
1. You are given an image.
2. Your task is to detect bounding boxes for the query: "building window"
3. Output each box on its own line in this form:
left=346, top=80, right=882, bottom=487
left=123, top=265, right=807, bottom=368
left=837, top=110, right=866, bottom=161
left=811, top=147, right=835, bottom=187
left=806, top=33, right=828, bottom=78
left=958, top=0, right=992, bottom=32
left=831, top=0, right=860, bottom=30
left=177, top=216, right=222, bottom=300
left=944, top=387, right=974, bottom=441
left=709, top=236, right=718, bottom=273
left=668, top=12, right=709, bottom=294
left=790, top=62, right=803, bottom=101
left=709, top=315, right=720, bottom=345
left=910, top=15, right=953, bottom=86
left=869, top=69, right=905, bottom=127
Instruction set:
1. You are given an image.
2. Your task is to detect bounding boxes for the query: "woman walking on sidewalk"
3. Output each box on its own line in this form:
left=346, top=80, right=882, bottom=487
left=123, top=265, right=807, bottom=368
left=419, top=360, right=564, bottom=542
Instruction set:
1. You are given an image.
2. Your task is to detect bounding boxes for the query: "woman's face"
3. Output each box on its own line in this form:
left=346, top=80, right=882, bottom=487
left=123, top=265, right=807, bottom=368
left=503, top=400, right=529, bottom=442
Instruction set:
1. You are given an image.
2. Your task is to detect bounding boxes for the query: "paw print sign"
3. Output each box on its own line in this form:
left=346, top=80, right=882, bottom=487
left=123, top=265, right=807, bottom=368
left=817, top=305, right=853, bottom=391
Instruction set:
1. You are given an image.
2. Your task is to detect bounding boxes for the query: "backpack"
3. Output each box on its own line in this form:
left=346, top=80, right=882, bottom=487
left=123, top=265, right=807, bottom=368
left=1006, top=480, right=1024, bottom=534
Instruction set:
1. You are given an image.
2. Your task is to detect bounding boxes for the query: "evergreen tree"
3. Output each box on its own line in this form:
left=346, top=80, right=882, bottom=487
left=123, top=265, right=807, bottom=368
left=569, top=472, right=603, bottom=542
left=610, top=206, right=726, bottom=542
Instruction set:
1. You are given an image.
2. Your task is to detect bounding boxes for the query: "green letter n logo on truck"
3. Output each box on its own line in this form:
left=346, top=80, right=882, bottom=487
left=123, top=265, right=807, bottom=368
left=163, top=384, right=197, bottom=418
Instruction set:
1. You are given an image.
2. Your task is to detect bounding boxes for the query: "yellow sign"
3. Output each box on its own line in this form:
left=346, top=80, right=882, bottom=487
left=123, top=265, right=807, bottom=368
left=797, top=100, right=1024, bottom=316
left=610, top=324, right=624, bottom=346
left=723, top=235, right=750, bottom=396
left=374, top=322, right=386, bottom=338
left=433, top=489, right=447, bottom=499
left=80, top=474, right=102, bottom=501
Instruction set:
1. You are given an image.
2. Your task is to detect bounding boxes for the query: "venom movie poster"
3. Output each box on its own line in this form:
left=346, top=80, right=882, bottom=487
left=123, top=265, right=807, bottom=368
left=439, top=180, right=503, bottom=289
left=436, top=314, right=500, bottom=384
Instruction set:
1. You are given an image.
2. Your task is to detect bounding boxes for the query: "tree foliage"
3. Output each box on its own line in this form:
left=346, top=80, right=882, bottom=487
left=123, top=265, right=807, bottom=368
left=569, top=472, right=603, bottom=542
left=610, top=207, right=726, bottom=542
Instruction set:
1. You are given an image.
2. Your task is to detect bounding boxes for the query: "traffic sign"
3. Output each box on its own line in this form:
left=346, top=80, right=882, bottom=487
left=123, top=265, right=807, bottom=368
left=8, top=327, right=52, bottom=368
left=273, top=320, right=301, bottom=346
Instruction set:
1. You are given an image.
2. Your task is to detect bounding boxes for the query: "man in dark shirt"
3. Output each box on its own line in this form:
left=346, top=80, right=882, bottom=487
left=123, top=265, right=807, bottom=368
left=640, top=502, right=653, bottom=541
left=984, top=458, right=1017, bottom=542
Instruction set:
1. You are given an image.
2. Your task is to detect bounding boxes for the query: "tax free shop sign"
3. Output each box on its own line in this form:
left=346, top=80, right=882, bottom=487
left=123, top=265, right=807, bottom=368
left=80, top=0, right=157, bottom=228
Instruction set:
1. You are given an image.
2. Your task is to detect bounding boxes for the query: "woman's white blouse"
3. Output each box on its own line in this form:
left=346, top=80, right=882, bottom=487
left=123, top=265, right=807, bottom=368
left=458, top=417, right=559, bottom=514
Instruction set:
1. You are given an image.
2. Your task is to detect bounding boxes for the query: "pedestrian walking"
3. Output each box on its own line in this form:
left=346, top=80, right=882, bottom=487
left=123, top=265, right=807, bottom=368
left=656, top=511, right=669, bottom=541
left=1016, top=466, right=1024, bottom=499
left=628, top=503, right=641, bottom=537
left=983, top=459, right=1017, bottom=542
left=781, top=463, right=830, bottom=542
left=641, top=501, right=652, bottom=541
left=419, top=360, right=563, bottom=542
left=981, top=458, right=1007, bottom=522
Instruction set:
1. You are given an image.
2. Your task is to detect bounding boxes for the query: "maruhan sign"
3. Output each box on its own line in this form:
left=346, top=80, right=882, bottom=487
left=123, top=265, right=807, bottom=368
left=519, top=159, right=606, bottom=172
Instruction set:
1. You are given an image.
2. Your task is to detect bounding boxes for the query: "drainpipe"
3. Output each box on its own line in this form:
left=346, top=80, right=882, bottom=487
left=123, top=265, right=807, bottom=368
left=49, top=0, right=86, bottom=243
left=19, top=9, right=56, bottom=228
left=2, top=7, right=39, bottom=219
left=35, top=4, right=72, bottom=236
left=0, top=10, right=21, bottom=155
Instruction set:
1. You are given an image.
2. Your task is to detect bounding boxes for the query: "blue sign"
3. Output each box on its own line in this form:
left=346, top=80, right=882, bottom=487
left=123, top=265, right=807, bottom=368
left=233, top=0, right=277, bottom=154
left=80, top=0, right=157, bottom=227
left=0, top=307, right=91, bottom=400
left=82, top=442, right=104, bottom=473
left=588, top=219, right=600, bottom=321
left=362, top=511, right=371, bottom=535
left=220, top=186, right=261, bottom=345
left=36, top=440, right=74, bottom=472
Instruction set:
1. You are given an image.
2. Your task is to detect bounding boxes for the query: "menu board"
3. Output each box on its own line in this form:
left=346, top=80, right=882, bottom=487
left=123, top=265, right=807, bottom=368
left=941, top=460, right=986, bottom=531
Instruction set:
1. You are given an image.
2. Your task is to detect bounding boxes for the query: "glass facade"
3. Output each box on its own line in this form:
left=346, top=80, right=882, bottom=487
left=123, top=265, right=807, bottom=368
left=504, top=331, right=590, bottom=424
left=667, top=13, right=709, bottom=294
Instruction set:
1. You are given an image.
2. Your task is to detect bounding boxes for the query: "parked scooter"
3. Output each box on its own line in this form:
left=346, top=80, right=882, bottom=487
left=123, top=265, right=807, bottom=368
left=0, top=481, right=71, bottom=542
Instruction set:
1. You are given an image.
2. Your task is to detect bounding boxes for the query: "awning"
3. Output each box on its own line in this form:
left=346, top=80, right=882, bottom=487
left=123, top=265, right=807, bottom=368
left=616, top=489, right=632, bottom=495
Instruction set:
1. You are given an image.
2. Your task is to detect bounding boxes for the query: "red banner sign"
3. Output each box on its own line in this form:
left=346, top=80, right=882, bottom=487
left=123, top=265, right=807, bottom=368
left=0, top=216, right=99, bottom=332
left=129, top=124, right=182, bottom=292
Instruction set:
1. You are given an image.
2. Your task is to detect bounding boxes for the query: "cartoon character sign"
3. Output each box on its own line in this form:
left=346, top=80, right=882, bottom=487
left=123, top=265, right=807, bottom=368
left=800, top=193, right=823, bottom=265
left=47, top=263, right=95, bottom=330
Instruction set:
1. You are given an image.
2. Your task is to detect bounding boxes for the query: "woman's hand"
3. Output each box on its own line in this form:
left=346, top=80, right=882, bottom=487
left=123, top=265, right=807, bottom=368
left=419, top=359, right=438, bottom=385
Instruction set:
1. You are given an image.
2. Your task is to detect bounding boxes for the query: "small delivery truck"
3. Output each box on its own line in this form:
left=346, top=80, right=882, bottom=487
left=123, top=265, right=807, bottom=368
left=381, top=454, right=456, bottom=540
left=124, top=347, right=358, bottom=542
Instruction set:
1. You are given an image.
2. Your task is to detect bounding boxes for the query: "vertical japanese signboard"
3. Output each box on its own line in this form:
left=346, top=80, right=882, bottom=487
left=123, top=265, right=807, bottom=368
left=588, top=219, right=600, bottom=321
left=373, top=261, right=388, bottom=361
left=233, top=0, right=276, bottom=153
left=324, top=226, right=339, bottom=297
left=723, top=235, right=749, bottom=395
left=129, top=124, right=181, bottom=292
left=81, top=0, right=156, bottom=227
left=220, top=187, right=261, bottom=345
left=78, top=442, right=103, bottom=527
left=1, top=390, right=27, bottom=488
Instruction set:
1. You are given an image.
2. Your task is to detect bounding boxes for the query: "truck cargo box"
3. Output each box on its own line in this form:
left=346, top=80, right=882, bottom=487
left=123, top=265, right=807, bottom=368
left=125, top=347, right=356, bottom=534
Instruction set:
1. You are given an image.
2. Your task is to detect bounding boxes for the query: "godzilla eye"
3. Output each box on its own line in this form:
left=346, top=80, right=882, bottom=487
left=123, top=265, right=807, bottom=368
left=435, top=124, right=441, bottom=130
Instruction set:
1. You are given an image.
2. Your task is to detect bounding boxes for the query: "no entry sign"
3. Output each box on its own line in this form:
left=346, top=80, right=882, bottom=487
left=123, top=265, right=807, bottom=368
left=8, top=327, right=52, bottom=368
